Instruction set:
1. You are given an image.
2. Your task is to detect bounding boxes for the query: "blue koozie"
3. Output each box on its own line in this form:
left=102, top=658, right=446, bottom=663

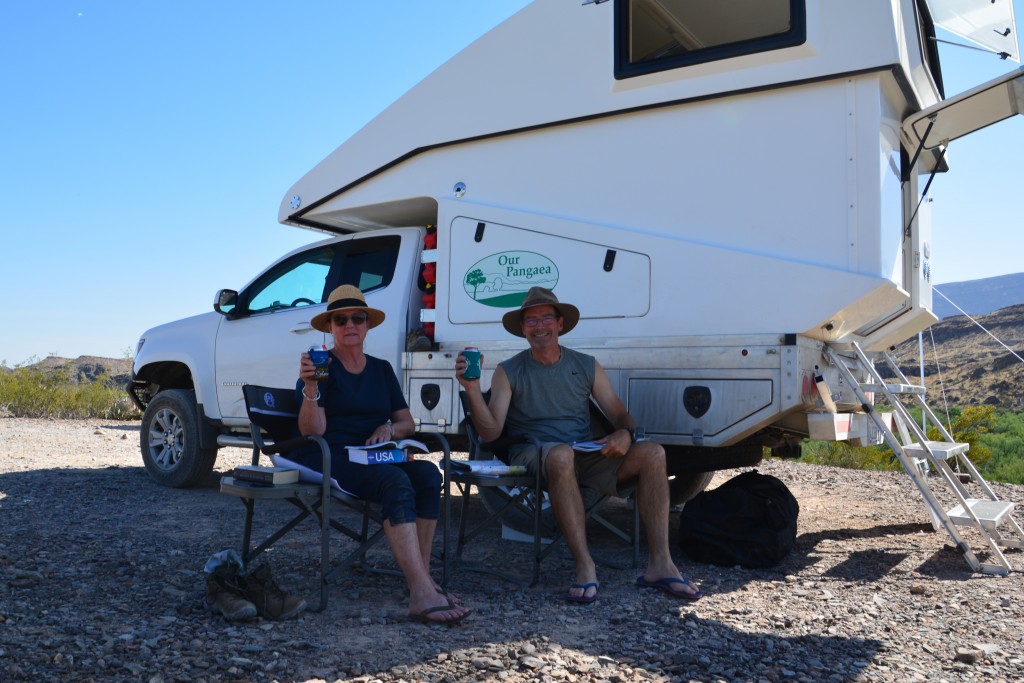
left=309, top=347, right=330, bottom=382
left=462, top=347, right=481, bottom=380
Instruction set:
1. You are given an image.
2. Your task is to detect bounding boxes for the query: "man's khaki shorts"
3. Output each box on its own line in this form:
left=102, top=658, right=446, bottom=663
left=507, top=441, right=622, bottom=497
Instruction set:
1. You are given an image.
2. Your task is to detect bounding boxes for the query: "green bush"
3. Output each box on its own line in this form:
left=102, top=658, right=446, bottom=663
left=794, top=405, right=1024, bottom=485
left=0, top=362, right=140, bottom=420
left=798, top=439, right=902, bottom=472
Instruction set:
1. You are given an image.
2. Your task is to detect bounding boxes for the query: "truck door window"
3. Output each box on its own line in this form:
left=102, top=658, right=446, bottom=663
left=336, top=235, right=401, bottom=293
left=244, top=246, right=336, bottom=314
left=615, top=0, right=805, bottom=79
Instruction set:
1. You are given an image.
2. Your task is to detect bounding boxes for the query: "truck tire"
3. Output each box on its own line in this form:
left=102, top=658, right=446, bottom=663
left=140, top=389, right=218, bottom=488
left=669, top=471, right=714, bottom=507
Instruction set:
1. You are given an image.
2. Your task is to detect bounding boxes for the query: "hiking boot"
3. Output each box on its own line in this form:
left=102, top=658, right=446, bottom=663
left=204, top=574, right=257, bottom=621
left=241, top=564, right=307, bottom=620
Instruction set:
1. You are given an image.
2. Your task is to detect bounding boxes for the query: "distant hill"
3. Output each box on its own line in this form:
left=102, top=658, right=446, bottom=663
left=933, top=272, right=1024, bottom=319
left=9, top=355, right=133, bottom=390
left=888, top=304, right=1024, bottom=410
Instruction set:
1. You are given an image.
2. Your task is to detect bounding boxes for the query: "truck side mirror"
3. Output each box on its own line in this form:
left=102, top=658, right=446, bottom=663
left=213, top=289, right=238, bottom=316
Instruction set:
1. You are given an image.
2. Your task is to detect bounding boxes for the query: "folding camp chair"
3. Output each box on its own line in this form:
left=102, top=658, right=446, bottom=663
left=446, top=390, right=639, bottom=586
left=220, top=384, right=449, bottom=612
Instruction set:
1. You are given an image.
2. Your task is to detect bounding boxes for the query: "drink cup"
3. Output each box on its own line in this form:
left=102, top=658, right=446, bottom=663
left=309, top=347, right=330, bottom=382
left=462, top=347, right=481, bottom=380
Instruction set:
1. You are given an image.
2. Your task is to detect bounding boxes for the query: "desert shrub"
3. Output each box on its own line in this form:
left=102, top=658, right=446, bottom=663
left=798, top=439, right=902, bottom=472
left=0, top=362, right=141, bottom=420
left=795, top=405, right=1024, bottom=485
left=978, top=410, right=1024, bottom=485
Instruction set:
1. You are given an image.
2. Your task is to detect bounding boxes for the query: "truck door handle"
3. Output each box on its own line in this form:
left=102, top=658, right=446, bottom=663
left=290, top=324, right=314, bottom=333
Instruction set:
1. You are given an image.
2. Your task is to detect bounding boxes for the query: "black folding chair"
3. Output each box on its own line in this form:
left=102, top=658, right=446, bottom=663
left=446, top=390, right=638, bottom=586
left=220, top=384, right=449, bottom=612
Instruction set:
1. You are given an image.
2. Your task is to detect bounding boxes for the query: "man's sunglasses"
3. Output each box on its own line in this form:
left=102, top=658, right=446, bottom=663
left=331, top=312, right=369, bottom=326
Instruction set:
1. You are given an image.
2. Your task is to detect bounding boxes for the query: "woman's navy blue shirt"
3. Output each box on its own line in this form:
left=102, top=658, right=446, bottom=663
left=293, top=353, right=408, bottom=460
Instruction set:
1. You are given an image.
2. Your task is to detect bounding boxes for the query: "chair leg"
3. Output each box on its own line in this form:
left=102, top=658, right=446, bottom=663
left=239, top=499, right=255, bottom=567
left=441, top=468, right=451, bottom=589
left=453, top=481, right=540, bottom=586
left=632, top=500, right=640, bottom=568
left=316, top=488, right=330, bottom=613
left=532, top=483, right=543, bottom=587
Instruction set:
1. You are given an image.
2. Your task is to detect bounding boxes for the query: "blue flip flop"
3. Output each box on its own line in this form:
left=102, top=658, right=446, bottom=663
left=566, top=582, right=600, bottom=603
left=636, top=576, right=703, bottom=601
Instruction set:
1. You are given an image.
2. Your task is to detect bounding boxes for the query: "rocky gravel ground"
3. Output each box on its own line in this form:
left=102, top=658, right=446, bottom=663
left=1, top=417, right=1023, bottom=683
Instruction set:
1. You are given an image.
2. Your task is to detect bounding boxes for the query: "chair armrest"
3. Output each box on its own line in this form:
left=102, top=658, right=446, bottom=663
left=260, top=436, right=319, bottom=456
left=480, top=434, right=529, bottom=460
left=414, top=432, right=451, bottom=461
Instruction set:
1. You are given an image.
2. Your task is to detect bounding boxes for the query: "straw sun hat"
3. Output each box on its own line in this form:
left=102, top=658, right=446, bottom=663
left=310, top=285, right=386, bottom=332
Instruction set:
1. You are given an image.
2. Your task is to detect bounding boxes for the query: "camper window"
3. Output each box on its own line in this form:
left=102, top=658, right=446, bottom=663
left=614, top=0, right=806, bottom=79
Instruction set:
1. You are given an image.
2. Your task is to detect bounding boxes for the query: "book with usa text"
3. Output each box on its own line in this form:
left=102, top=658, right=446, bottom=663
left=346, top=438, right=428, bottom=465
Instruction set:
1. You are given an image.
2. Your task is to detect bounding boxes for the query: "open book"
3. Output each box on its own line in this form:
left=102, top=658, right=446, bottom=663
left=449, top=459, right=527, bottom=476
left=346, top=438, right=429, bottom=465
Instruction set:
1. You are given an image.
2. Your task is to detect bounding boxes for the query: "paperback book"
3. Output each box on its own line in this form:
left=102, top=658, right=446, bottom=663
left=347, top=438, right=429, bottom=465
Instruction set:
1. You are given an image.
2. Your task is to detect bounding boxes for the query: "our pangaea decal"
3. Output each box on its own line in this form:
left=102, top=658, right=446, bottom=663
left=463, top=252, right=559, bottom=308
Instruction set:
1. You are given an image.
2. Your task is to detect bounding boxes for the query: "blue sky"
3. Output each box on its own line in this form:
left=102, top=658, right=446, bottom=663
left=1, top=1, right=1021, bottom=365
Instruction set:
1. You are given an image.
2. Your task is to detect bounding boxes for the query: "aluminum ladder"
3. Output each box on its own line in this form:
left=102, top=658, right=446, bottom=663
left=824, top=342, right=1023, bottom=575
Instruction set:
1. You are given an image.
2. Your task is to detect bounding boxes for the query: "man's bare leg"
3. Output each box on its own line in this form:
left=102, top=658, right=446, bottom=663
left=545, top=445, right=598, bottom=600
left=618, top=441, right=700, bottom=597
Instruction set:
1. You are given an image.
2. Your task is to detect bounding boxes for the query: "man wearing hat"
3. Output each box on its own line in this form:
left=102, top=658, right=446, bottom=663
left=457, top=286, right=701, bottom=603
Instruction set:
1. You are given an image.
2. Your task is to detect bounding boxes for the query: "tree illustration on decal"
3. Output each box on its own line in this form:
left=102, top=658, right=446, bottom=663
left=465, top=269, right=486, bottom=300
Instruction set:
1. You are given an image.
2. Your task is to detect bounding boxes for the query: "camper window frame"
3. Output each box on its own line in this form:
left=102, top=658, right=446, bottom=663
left=613, top=0, right=807, bottom=80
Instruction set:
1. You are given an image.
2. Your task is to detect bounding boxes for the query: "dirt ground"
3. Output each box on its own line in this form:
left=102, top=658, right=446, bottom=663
left=1, top=417, right=1023, bottom=682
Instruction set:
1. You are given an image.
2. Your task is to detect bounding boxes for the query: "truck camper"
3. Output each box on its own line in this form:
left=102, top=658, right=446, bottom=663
left=130, top=0, right=1024, bottom=567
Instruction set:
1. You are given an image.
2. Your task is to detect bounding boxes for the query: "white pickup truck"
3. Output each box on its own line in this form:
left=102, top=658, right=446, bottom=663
left=128, top=1, right=1022, bottom=508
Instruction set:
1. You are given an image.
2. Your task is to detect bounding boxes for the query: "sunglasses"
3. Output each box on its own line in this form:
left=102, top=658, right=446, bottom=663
left=331, top=312, right=369, bottom=326
left=523, top=314, right=558, bottom=327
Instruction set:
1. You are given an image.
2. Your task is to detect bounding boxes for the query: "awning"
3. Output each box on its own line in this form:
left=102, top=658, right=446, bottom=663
left=903, top=65, right=1024, bottom=153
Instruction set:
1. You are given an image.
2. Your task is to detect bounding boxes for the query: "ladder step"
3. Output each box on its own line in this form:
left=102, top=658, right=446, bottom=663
left=903, top=441, right=969, bottom=459
left=861, top=382, right=925, bottom=395
left=947, top=499, right=1015, bottom=531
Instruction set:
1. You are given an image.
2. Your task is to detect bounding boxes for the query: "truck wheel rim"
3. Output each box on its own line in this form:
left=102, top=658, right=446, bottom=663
left=148, top=408, right=185, bottom=469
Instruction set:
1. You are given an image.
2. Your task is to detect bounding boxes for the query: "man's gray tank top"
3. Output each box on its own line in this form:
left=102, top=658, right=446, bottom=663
left=500, top=346, right=595, bottom=443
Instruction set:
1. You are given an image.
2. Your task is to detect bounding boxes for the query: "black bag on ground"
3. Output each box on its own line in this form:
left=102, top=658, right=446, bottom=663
left=677, top=469, right=799, bottom=568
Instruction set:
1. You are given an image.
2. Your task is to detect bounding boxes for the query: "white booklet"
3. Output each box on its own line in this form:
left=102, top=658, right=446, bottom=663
left=449, top=459, right=527, bottom=475
left=573, top=436, right=648, bottom=452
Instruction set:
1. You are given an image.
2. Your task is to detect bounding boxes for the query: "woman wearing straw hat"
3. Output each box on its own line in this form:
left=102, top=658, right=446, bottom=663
left=294, top=285, right=469, bottom=625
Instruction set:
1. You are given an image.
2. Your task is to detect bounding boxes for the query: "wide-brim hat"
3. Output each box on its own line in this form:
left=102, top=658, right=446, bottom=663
left=310, top=285, right=386, bottom=332
left=501, top=286, right=580, bottom=338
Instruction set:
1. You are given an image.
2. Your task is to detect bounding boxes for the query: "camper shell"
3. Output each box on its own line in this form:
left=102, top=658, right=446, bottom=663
left=276, top=0, right=1017, bottom=446
left=130, top=0, right=1022, bottom=495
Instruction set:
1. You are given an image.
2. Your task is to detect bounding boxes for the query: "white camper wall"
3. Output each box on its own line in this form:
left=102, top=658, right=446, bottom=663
left=282, top=1, right=934, bottom=227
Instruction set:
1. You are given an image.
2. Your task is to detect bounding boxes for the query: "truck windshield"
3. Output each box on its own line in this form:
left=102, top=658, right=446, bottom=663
left=615, top=0, right=805, bottom=79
